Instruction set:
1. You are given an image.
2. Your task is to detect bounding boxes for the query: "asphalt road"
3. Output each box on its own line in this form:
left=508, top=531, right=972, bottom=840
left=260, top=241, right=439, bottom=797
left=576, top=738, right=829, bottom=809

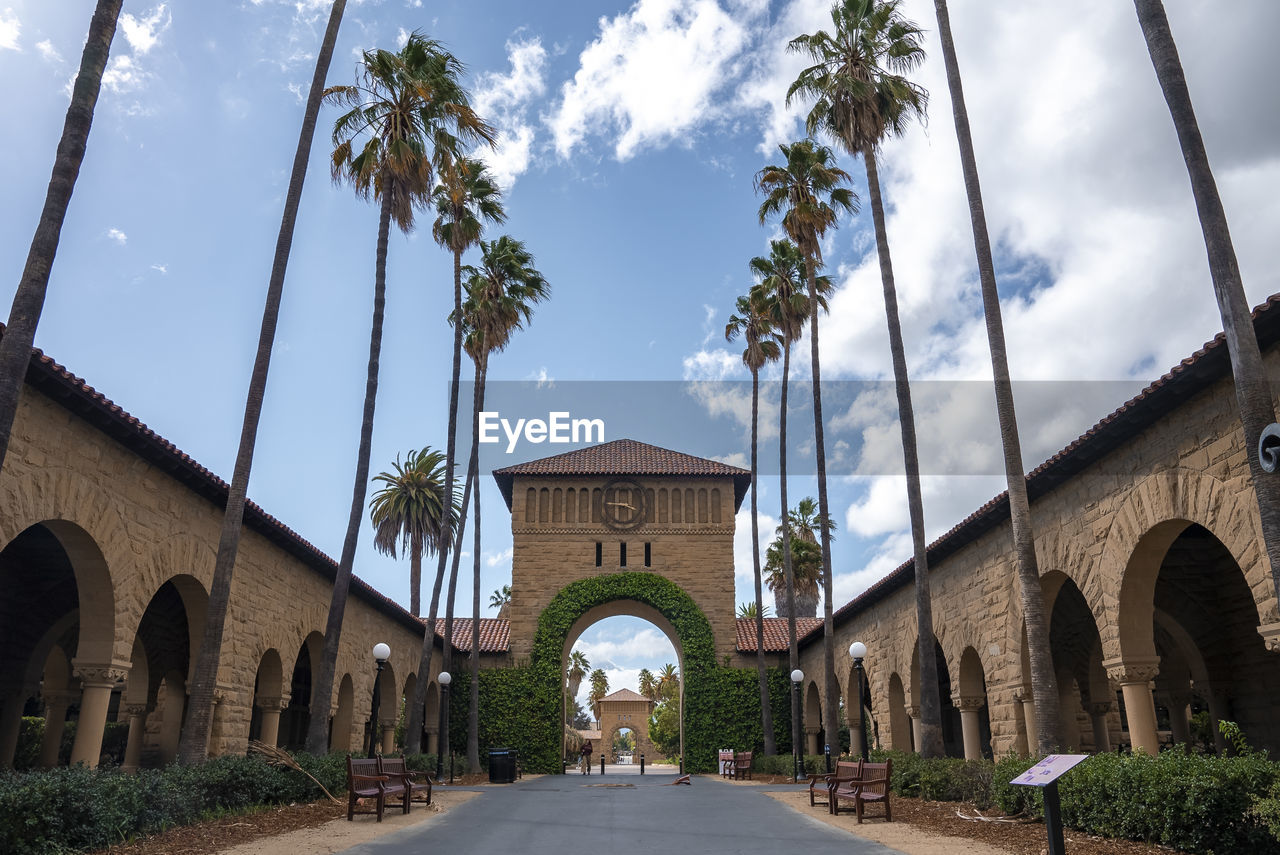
left=336, top=774, right=902, bottom=855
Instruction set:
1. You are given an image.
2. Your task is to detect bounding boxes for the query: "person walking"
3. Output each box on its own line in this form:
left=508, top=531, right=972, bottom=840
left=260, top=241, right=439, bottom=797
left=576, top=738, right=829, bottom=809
left=581, top=739, right=593, bottom=775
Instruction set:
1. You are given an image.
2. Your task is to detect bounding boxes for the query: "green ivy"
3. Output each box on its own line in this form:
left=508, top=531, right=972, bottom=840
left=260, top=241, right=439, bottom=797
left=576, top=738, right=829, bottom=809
left=440, top=572, right=796, bottom=774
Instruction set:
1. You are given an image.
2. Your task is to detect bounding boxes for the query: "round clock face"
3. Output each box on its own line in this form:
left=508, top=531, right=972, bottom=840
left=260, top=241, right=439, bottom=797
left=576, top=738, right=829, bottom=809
left=601, top=479, right=648, bottom=530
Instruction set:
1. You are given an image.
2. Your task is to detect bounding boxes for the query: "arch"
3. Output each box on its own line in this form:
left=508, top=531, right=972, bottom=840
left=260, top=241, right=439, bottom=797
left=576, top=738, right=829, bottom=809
left=255, top=649, right=285, bottom=702
left=697, top=489, right=708, bottom=524
left=671, top=489, right=682, bottom=523
left=532, top=572, right=717, bottom=771
left=552, top=488, right=563, bottom=524
left=566, top=488, right=576, bottom=524
left=331, top=674, right=354, bottom=753
left=538, top=488, right=550, bottom=524
left=887, top=673, right=909, bottom=752
left=525, top=488, right=536, bottom=523
left=1101, top=467, right=1270, bottom=661
left=711, top=489, right=721, bottom=524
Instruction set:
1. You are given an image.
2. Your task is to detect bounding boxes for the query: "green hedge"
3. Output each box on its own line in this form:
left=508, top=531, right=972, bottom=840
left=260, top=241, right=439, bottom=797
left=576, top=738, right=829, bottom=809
left=12, top=718, right=129, bottom=771
left=0, top=752, right=350, bottom=854
left=434, top=573, right=799, bottom=774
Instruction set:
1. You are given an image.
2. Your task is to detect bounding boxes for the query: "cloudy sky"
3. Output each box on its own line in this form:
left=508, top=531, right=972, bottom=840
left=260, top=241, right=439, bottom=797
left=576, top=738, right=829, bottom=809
left=2, top=0, right=1277, bottom=695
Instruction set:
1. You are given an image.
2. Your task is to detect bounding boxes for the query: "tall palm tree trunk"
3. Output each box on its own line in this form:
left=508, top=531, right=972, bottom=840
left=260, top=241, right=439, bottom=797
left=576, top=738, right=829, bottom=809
left=305, top=189, right=392, bottom=754
left=406, top=247, right=466, bottom=753
left=439, top=461, right=476, bottom=765
left=1135, top=0, right=1280, bottom=604
left=180, top=0, right=346, bottom=764
left=930, top=0, right=1059, bottom=752
left=863, top=143, right=943, bottom=758
left=802, top=251, right=839, bottom=758
left=750, top=368, right=777, bottom=755
left=779, top=340, right=802, bottom=763
left=467, top=356, right=487, bottom=770
left=0, top=0, right=121, bottom=472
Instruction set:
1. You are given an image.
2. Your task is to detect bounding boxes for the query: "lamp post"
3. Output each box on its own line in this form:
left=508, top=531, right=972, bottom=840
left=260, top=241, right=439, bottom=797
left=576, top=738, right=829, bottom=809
left=436, top=671, right=451, bottom=781
left=849, top=641, right=868, bottom=762
left=791, top=668, right=804, bottom=782
left=368, top=643, right=390, bottom=759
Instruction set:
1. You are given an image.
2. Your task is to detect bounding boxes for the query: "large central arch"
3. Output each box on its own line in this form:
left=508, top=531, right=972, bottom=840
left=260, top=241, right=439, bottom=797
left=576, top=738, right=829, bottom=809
left=530, top=572, right=717, bottom=772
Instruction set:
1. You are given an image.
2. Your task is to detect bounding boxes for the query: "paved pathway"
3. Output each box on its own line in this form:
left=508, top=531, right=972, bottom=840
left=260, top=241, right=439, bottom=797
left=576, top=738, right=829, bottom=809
left=336, top=775, right=903, bottom=855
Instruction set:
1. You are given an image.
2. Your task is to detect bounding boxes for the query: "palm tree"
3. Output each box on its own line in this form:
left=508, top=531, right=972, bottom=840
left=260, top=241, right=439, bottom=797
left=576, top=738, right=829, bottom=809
left=568, top=651, right=591, bottom=700
left=419, top=156, right=505, bottom=754
left=0, top=0, right=122, bottom=475
left=755, top=143, right=853, bottom=760
left=369, top=447, right=454, bottom=616
left=788, top=0, right=943, bottom=760
left=927, top=0, right=1059, bottom=751
left=737, top=601, right=773, bottom=619
left=178, top=0, right=347, bottom=764
left=589, top=668, right=610, bottom=714
left=1133, top=0, right=1280, bottom=606
left=657, top=663, right=680, bottom=701
left=726, top=283, right=783, bottom=755
left=489, top=584, right=511, bottom=616
left=456, top=234, right=549, bottom=769
left=638, top=667, right=657, bottom=701
left=306, top=34, right=490, bottom=755
left=764, top=526, right=822, bottom=617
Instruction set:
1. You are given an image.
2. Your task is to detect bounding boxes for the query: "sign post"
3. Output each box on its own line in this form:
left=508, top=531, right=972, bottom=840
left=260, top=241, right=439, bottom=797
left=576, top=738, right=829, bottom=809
left=1010, top=754, right=1088, bottom=855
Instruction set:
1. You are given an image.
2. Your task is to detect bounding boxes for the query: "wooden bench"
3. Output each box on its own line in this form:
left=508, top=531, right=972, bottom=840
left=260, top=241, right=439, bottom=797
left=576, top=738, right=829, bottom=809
left=830, top=759, right=892, bottom=823
left=725, top=750, right=754, bottom=780
left=809, top=759, right=861, bottom=807
left=379, top=755, right=432, bottom=805
left=346, top=756, right=408, bottom=822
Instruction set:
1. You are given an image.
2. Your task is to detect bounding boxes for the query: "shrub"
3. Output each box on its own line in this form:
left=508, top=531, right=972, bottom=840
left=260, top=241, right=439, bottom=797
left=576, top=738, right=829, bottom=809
left=0, top=751, right=357, bottom=854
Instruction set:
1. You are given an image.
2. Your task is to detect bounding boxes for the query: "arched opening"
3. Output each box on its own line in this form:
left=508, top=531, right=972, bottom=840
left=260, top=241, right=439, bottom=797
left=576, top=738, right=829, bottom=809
left=332, top=674, right=354, bottom=753
left=366, top=660, right=397, bottom=756
left=1117, top=522, right=1280, bottom=753
left=804, top=680, right=822, bottom=756
left=249, top=649, right=285, bottom=746
left=281, top=631, right=324, bottom=750
left=0, top=520, right=116, bottom=769
left=887, top=672, right=909, bottom=752
left=563, top=611, right=677, bottom=772
left=1043, top=573, right=1113, bottom=753
left=424, top=680, right=440, bottom=755
left=910, top=640, right=962, bottom=757
left=131, top=575, right=207, bottom=768
left=956, top=647, right=992, bottom=760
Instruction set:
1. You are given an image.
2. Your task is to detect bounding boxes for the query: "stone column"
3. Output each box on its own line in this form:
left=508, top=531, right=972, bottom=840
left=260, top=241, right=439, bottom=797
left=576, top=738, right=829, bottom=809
left=38, top=689, right=77, bottom=768
left=1014, top=686, right=1038, bottom=751
left=906, top=706, right=921, bottom=753
left=0, top=683, right=35, bottom=768
left=121, top=704, right=149, bottom=772
left=381, top=723, right=396, bottom=756
left=848, top=706, right=864, bottom=758
left=1166, top=690, right=1192, bottom=747
left=1199, top=680, right=1231, bottom=754
left=1105, top=657, right=1160, bottom=754
left=424, top=726, right=438, bottom=756
left=257, top=697, right=287, bottom=749
left=70, top=661, right=129, bottom=768
left=157, top=688, right=187, bottom=765
left=805, top=725, right=820, bottom=757
left=955, top=696, right=985, bottom=761
left=1088, top=702, right=1112, bottom=753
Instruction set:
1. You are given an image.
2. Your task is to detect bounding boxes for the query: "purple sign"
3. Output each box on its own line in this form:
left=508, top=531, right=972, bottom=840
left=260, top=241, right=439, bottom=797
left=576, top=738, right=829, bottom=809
left=1010, top=754, right=1089, bottom=787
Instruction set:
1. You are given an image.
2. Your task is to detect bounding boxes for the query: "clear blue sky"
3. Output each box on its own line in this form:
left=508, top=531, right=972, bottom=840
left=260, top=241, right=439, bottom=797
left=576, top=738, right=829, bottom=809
left=3, top=0, right=1278, bottom=691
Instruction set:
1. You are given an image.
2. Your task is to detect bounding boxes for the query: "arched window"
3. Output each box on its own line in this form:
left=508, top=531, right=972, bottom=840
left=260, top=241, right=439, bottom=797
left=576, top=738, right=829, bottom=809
left=525, top=488, right=536, bottom=523
left=552, top=488, right=563, bottom=524
left=697, top=488, right=708, bottom=523
left=539, top=488, right=550, bottom=524
left=671, top=489, right=682, bottom=523
left=566, top=488, right=577, bottom=524
left=658, top=489, right=669, bottom=524
left=711, top=489, right=722, bottom=524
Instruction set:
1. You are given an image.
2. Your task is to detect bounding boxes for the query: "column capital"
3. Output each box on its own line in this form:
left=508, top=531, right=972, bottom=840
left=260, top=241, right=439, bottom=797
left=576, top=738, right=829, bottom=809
left=1088, top=702, right=1113, bottom=717
left=123, top=703, right=148, bottom=718
left=905, top=705, right=920, bottom=719
left=255, top=695, right=284, bottom=711
left=1103, top=656, right=1159, bottom=685
left=40, top=689, right=79, bottom=708
left=71, top=659, right=130, bottom=689
left=954, top=696, right=985, bottom=712
left=1258, top=622, right=1280, bottom=653
left=804, top=725, right=821, bottom=734
left=1011, top=685, right=1032, bottom=703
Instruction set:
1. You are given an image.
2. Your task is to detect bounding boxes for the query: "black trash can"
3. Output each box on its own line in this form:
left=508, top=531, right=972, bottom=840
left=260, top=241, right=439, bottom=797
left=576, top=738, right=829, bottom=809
left=489, top=748, right=517, bottom=783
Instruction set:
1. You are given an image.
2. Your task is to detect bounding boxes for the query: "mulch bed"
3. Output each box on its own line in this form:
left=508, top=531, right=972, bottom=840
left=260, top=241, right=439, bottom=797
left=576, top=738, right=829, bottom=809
left=93, top=801, right=346, bottom=855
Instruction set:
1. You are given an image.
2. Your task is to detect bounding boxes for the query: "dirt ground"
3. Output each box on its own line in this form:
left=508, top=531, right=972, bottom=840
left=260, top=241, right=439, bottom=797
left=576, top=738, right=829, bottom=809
left=764, top=789, right=1182, bottom=855
left=93, top=784, right=488, bottom=855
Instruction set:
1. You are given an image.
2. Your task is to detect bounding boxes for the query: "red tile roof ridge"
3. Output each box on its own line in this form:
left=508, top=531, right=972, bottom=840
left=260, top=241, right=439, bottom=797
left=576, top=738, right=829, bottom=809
left=492, top=437, right=750, bottom=476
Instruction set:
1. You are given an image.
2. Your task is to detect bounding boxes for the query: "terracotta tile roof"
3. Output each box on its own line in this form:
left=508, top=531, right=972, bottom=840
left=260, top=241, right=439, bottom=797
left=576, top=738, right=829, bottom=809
left=599, top=688, right=651, bottom=703
left=433, top=618, right=510, bottom=654
left=799, top=292, right=1280, bottom=651
left=2, top=326, right=429, bottom=640
left=737, top=617, right=823, bottom=652
left=492, top=438, right=752, bottom=511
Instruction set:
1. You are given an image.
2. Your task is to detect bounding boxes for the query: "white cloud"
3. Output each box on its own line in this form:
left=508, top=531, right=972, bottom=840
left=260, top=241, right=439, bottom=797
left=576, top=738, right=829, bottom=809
left=548, top=0, right=763, bottom=161
left=681, top=348, right=740, bottom=381
left=106, top=228, right=127, bottom=246
left=485, top=546, right=513, bottom=568
left=35, top=39, right=60, bottom=64
left=473, top=37, right=547, bottom=189
left=150, top=263, right=168, bottom=274
left=101, top=55, right=147, bottom=94
left=120, top=5, right=172, bottom=55
left=395, top=27, right=409, bottom=49
left=0, top=8, right=19, bottom=52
